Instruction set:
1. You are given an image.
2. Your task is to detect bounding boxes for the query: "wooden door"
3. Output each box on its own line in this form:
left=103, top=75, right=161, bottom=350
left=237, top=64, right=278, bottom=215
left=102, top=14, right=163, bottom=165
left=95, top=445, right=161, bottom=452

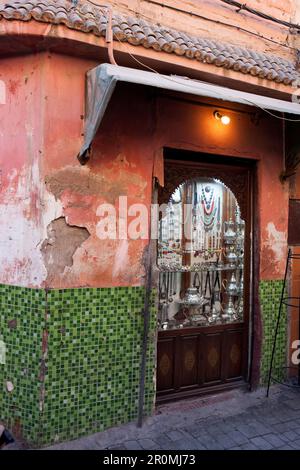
left=156, top=151, right=254, bottom=402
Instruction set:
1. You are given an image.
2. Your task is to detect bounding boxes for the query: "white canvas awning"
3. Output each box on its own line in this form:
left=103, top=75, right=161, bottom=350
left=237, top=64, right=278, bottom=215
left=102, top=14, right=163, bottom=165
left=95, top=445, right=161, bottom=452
left=78, top=63, right=300, bottom=162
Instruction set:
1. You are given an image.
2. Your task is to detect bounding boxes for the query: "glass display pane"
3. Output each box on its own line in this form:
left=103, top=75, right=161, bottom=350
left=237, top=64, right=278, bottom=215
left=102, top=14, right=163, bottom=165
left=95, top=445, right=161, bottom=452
left=157, top=178, right=245, bottom=330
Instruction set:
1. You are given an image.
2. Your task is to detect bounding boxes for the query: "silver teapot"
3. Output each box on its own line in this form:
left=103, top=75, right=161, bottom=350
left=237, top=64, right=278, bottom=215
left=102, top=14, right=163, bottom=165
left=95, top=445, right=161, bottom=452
left=182, top=287, right=208, bottom=306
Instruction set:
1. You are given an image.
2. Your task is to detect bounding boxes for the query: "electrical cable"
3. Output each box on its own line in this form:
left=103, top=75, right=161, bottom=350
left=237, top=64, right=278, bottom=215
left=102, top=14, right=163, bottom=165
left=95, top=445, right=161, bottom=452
left=83, top=0, right=298, bottom=53
left=142, top=0, right=298, bottom=52
left=219, top=0, right=300, bottom=32
left=81, top=0, right=300, bottom=122
left=116, top=36, right=300, bottom=122
left=80, top=0, right=117, bottom=64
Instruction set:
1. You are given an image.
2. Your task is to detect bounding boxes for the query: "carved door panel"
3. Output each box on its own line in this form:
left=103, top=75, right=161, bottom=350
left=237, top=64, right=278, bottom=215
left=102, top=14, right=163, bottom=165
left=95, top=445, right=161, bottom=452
left=157, top=337, right=176, bottom=392
left=224, top=328, right=244, bottom=381
left=180, top=335, right=199, bottom=388
left=203, top=332, right=223, bottom=385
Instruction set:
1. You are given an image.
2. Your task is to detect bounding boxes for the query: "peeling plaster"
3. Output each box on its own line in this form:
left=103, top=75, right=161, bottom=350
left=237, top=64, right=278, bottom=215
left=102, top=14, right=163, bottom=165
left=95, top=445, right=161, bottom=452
left=41, top=217, right=90, bottom=284
left=0, top=163, right=46, bottom=287
left=0, top=203, right=45, bottom=285
left=264, top=222, right=287, bottom=268
left=45, top=164, right=147, bottom=204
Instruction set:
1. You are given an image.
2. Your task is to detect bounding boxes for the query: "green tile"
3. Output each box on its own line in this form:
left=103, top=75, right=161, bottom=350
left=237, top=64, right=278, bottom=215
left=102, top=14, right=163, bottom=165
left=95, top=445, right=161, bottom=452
left=0, top=283, right=156, bottom=446
left=259, top=280, right=287, bottom=385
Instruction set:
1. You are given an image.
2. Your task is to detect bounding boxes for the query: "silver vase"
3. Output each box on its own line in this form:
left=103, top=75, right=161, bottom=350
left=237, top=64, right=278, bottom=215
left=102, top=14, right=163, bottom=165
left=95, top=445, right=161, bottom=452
left=221, top=296, right=237, bottom=321
left=226, top=246, right=237, bottom=267
left=222, top=273, right=238, bottom=296
left=223, top=219, right=236, bottom=245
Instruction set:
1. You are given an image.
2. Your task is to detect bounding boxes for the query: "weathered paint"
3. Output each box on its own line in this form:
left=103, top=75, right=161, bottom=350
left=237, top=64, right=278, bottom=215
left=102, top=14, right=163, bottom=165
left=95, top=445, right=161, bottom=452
left=0, top=55, right=46, bottom=286
left=263, top=223, right=288, bottom=274
left=0, top=49, right=289, bottom=288
left=0, top=3, right=298, bottom=99
left=40, top=53, right=288, bottom=288
left=153, top=94, right=288, bottom=280
left=0, top=1, right=296, bottom=443
left=85, top=0, right=298, bottom=60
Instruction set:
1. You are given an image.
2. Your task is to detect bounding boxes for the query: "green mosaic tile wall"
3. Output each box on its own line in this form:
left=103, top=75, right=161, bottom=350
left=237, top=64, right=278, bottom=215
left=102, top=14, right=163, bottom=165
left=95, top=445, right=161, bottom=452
left=259, top=280, right=287, bottom=385
left=0, top=284, right=156, bottom=446
left=0, top=279, right=288, bottom=444
left=0, top=284, right=45, bottom=443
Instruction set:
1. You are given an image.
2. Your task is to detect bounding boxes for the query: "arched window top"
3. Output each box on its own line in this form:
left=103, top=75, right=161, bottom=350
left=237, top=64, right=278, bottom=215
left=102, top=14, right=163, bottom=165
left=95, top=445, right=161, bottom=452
left=157, top=176, right=245, bottom=329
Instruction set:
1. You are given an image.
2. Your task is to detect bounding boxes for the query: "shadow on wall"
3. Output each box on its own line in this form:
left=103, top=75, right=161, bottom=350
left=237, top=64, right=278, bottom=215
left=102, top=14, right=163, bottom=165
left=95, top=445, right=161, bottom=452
left=0, top=424, right=14, bottom=449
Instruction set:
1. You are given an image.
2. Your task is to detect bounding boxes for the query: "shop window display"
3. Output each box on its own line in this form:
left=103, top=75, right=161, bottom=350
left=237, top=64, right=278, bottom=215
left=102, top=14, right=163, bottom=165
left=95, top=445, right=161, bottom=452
left=157, top=178, right=245, bottom=330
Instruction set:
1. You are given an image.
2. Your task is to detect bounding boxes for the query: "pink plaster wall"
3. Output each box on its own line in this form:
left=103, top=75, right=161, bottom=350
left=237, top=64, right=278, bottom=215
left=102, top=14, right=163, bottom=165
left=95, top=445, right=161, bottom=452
left=0, top=52, right=289, bottom=288
left=0, top=54, right=45, bottom=286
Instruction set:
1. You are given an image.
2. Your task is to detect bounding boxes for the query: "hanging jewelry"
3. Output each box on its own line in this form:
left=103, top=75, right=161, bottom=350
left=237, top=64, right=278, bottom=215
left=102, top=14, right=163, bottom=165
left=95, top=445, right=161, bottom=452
left=217, top=196, right=221, bottom=230
left=200, top=185, right=217, bottom=232
left=201, top=185, right=214, bottom=212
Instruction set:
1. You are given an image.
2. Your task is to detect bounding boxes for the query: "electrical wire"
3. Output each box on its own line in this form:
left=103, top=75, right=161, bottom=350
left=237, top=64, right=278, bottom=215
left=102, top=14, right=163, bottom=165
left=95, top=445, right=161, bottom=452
left=142, top=0, right=298, bottom=52
left=115, top=36, right=300, bottom=122
left=82, top=0, right=300, bottom=122
left=78, top=1, right=117, bottom=64
left=83, top=0, right=298, bottom=53
left=219, top=0, right=300, bottom=32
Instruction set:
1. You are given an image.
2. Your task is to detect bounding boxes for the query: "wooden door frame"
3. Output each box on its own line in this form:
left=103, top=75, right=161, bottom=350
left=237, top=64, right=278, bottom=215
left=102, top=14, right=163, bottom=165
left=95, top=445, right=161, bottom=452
left=155, top=148, right=258, bottom=402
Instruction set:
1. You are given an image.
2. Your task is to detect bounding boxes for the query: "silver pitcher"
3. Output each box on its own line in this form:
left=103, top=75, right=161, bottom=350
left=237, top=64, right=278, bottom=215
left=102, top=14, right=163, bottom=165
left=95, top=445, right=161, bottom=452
left=221, top=296, right=237, bottom=321
left=223, top=219, right=236, bottom=245
left=225, top=246, right=237, bottom=267
left=208, top=304, right=221, bottom=323
left=222, top=273, right=238, bottom=296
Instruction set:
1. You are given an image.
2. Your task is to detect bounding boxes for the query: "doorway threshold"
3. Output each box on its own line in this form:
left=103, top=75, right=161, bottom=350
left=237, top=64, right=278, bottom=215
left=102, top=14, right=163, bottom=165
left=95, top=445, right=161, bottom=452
left=156, top=381, right=249, bottom=413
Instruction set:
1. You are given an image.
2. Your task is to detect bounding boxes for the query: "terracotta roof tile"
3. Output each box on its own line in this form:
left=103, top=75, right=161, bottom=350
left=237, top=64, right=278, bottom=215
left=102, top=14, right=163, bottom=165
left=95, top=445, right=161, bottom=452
left=0, top=0, right=299, bottom=86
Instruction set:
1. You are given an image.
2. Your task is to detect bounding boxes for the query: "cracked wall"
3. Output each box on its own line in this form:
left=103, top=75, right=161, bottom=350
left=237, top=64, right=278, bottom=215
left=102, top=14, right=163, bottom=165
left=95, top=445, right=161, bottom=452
left=0, top=54, right=46, bottom=287
left=0, top=51, right=289, bottom=289
left=0, top=42, right=291, bottom=446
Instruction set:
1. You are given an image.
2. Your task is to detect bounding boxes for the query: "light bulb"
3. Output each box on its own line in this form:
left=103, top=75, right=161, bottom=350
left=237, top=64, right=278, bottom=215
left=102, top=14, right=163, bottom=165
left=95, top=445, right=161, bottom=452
left=214, top=111, right=231, bottom=125
left=221, top=115, right=231, bottom=125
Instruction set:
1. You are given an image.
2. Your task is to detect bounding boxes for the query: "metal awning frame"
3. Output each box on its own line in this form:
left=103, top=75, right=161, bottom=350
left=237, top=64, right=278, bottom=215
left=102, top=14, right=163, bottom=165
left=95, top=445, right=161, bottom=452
left=78, top=63, right=300, bottom=163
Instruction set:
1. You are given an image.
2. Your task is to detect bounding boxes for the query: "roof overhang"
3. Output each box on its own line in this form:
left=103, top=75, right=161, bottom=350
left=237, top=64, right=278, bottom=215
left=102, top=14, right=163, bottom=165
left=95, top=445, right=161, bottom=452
left=78, top=63, right=300, bottom=163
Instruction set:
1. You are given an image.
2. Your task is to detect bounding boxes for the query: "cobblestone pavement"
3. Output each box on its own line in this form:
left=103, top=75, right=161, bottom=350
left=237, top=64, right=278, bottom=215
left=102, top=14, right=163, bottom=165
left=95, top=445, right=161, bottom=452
left=4, top=385, right=300, bottom=450
left=43, top=385, right=300, bottom=451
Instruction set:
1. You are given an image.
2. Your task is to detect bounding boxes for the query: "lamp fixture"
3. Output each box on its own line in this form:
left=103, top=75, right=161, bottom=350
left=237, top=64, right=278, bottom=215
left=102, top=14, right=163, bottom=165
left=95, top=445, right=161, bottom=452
left=214, top=111, right=231, bottom=125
